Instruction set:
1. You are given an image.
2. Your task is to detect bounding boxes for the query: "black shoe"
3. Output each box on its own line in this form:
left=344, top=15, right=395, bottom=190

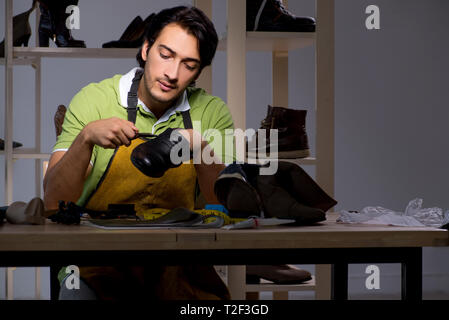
left=214, top=161, right=336, bottom=223
left=102, top=14, right=155, bottom=48
left=38, top=0, right=86, bottom=48
left=0, top=138, right=23, bottom=150
left=0, top=0, right=37, bottom=57
left=247, top=0, right=316, bottom=32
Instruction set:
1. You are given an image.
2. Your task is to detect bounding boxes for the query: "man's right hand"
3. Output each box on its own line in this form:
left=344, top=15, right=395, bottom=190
left=82, top=117, right=139, bottom=149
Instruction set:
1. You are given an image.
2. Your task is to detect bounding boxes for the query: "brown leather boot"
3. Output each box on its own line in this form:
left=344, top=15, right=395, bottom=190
left=246, top=265, right=312, bottom=284
left=54, top=104, right=67, bottom=138
left=248, top=105, right=310, bottom=159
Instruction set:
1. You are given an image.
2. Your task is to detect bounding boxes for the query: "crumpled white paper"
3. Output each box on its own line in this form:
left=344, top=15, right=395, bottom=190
left=337, top=198, right=449, bottom=228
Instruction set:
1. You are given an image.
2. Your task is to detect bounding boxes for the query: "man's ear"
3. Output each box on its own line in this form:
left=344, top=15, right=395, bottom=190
left=141, top=40, right=150, bottom=62
left=193, top=68, right=202, bottom=82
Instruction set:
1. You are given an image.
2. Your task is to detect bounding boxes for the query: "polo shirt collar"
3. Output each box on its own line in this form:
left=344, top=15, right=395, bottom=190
left=118, top=67, right=191, bottom=121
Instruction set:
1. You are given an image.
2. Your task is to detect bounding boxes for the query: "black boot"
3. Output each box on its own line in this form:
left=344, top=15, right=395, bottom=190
left=248, top=106, right=311, bottom=159
left=247, top=0, right=316, bottom=32
left=0, top=0, right=37, bottom=57
left=214, top=161, right=336, bottom=224
left=254, top=161, right=337, bottom=222
left=38, top=0, right=86, bottom=47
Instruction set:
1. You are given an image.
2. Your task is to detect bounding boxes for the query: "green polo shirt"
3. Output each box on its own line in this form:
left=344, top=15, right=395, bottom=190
left=53, top=68, right=235, bottom=206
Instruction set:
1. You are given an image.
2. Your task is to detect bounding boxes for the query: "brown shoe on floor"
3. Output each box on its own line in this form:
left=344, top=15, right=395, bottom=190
left=246, top=264, right=312, bottom=284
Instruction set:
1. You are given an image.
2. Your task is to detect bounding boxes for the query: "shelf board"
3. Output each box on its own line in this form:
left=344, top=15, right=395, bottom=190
left=13, top=47, right=138, bottom=59
left=0, top=149, right=51, bottom=159
left=3, top=32, right=315, bottom=61
left=246, top=157, right=317, bottom=166
left=246, top=276, right=316, bottom=292
left=218, top=32, right=315, bottom=52
left=0, top=57, right=38, bottom=66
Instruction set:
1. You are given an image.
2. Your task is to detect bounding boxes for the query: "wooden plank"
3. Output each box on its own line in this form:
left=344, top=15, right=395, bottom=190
left=315, top=0, right=335, bottom=197
left=315, top=264, right=332, bottom=300
left=35, top=58, right=42, bottom=198
left=1, top=216, right=447, bottom=251
left=175, top=229, right=216, bottom=248
left=314, top=0, right=335, bottom=299
left=193, top=0, right=213, bottom=94
left=13, top=47, right=138, bottom=59
left=227, top=0, right=246, bottom=130
left=273, top=51, right=289, bottom=108
left=5, top=0, right=14, bottom=205
left=0, top=224, right=178, bottom=251
left=228, top=265, right=246, bottom=299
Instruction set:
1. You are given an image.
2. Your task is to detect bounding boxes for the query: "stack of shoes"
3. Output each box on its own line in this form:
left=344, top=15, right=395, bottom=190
left=247, top=0, right=316, bottom=32
left=38, top=0, right=86, bottom=47
left=0, top=138, right=23, bottom=150
left=102, top=14, right=155, bottom=48
left=246, top=265, right=312, bottom=284
left=247, top=105, right=311, bottom=159
left=0, top=0, right=37, bottom=57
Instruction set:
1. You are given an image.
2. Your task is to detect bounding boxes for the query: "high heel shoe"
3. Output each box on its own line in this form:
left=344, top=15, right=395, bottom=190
left=38, top=0, right=86, bottom=48
left=102, top=14, right=155, bottom=48
left=0, top=138, right=23, bottom=150
left=0, top=0, right=37, bottom=57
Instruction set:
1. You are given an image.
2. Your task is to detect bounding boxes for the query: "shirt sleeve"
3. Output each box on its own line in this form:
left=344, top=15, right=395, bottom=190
left=202, top=98, right=236, bottom=165
left=52, top=87, right=99, bottom=165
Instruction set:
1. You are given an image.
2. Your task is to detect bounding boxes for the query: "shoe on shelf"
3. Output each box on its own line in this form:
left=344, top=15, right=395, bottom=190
left=246, top=265, right=312, bottom=284
left=247, top=105, right=311, bottom=159
left=38, top=0, right=86, bottom=48
left=54, top=104, right=67, bottom=138
left=0, top=138, right=23, bottom=150
left=102, top=14, right=155, bottom=48
left=247, top=0, right=316, bottom=32
left=0, top=0, right=37, bottom=57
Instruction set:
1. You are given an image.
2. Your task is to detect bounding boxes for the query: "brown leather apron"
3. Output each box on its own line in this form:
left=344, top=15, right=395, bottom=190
left=78, top=70, right=230, bottom=300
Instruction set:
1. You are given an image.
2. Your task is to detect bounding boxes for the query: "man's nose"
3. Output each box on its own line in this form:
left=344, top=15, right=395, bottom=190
left=164, top=61, right=180, bottom=82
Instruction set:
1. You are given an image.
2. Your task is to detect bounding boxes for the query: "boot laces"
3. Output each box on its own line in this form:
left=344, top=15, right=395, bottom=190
left=273, top=0, right=295, bottom=17
left=260, top=117, right=275, bottom=129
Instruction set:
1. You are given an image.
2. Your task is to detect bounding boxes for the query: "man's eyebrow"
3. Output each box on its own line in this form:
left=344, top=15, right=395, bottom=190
left=158, top=44, right=200, bottom=64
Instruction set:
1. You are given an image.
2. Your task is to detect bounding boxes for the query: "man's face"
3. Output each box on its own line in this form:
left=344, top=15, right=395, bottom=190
left=140, top=23, right=201, bottom=109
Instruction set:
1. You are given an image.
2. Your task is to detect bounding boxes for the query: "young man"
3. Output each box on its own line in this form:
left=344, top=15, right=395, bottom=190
left=44, top=6, right=233, bottom=300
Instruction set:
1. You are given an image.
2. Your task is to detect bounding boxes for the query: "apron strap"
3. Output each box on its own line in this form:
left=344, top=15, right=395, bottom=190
left=181, top=110, right=193, bottom=130
left=127, top=69, right=144, bottom=124
left=127, top=69, right=193, bottom=130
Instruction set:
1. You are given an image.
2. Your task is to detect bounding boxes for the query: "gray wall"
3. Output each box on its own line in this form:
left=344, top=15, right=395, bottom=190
left=1, top=0, right=448, bottom=299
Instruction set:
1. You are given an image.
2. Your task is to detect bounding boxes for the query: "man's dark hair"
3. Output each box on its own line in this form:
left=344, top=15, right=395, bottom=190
left=136, top=6, right=218, bottom=73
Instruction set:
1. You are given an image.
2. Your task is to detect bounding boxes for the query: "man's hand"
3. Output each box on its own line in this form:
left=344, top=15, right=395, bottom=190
left=82, top=117, right=139, bottom=149
left=177, top=128, right=205, bottom=152
left=177, top=128, right=224, bottom=204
